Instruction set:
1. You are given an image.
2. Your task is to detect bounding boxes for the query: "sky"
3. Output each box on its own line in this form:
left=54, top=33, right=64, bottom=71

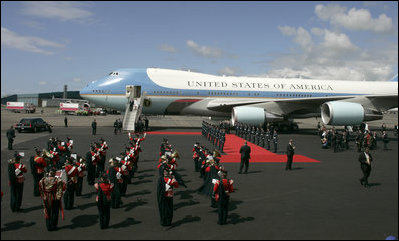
left=1, top=1, right=398, bottom=97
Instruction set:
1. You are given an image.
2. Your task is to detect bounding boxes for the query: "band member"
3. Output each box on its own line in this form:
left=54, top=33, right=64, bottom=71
left=286, top=139, right=295, bottom=171
left=86, top=145, right=99, bottom=186
left=160, top=138, right=171, bottom=157
left=119, top=157, right=130, bottom=196
left=8, top=152, right=27, bottom=212
left=98, top=138, right=108, bottom=175
left=107, top=159, right=123, bottom=209
left=64, top=157, right=78, bottom=210
left=199, top=157, right=220, bottom=207
left=193, top=143, right=200, bottom=172
left=358, top=147, right=373, bottom=188
left=213, top=170, right=234, bottom=225
left=75, top=156, right=86, bottom=196
left=157, top=169, right=179, bottom=226
left=33, top=148, right=47, bottom=196
left=94, top=174, right=114, bottom=229
left=39, top=169, right=66, bottom=231
left=49, top=147, right=60, bottom=170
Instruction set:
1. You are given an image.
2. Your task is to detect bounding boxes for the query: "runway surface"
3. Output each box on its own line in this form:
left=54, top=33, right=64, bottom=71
left=1, top=123, right=397, bottom=239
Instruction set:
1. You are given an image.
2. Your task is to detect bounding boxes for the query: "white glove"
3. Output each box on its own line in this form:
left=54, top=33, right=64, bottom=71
left=116, top=172, right=122, bottom=179
left=15, top=168, right=21, bottom=176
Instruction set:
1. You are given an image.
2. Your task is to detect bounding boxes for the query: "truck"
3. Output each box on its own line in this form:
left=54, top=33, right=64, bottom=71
left=60, top=102, right=79, bottom=114
left=7, top=102, right=36, bottom=113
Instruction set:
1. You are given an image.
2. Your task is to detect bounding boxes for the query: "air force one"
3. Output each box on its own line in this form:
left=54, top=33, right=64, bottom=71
left=80, top=68, right=398, bottom=127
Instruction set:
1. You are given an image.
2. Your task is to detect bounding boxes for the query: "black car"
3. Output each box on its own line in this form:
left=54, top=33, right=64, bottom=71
left=15, top=117, right=52, bottom=133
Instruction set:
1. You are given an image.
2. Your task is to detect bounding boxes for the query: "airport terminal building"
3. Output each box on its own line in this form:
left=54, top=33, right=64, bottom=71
left=1, top=91, right=83, bottom=107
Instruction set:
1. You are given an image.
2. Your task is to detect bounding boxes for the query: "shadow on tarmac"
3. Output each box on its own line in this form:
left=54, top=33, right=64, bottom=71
left=174, top=200, right=200, bottom=211
left=21, top=205, right=43, bottom=213
left=1, top=221, right=36, bottom=232
left=123, top=198, right=148, bottom=212
left=166, top=215, right=201, bottom=230
left=110, top=217, right=141, bottom=229
left=124, top=190, right=152, bottom=198
left=61, top=214, right=98, bottom=229
left=228, top=213, right=255, bottom=224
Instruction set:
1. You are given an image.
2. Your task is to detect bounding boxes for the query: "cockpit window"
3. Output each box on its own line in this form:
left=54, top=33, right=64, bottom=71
left=109, top=72, right=119, bottom=76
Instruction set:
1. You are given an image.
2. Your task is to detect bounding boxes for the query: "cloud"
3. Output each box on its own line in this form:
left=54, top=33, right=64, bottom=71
left=1, top=27, right=65, bottom=55
left=39, top=81, right=47, bottom=85
left=186, top=40, right=223, bottom=58
left=267, top=23, right=396, bottom=81
left=21, top=2, right=93, bottom=22
left=159, top=44, right=176, bottom=53
left=72, top=78, right=82, bottom=83
left=278, top=26, right=313, bottom=52
left=218, top=67, right=241, bottom=76
left=321, top=29, right=358, bottom=52
left=315, top=4, right=394, bottom=33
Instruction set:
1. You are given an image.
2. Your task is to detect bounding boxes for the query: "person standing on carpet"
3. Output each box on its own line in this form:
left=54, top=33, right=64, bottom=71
left=239, top=141, right=251, bottom=174
left=286, top=139, right=295, bottom=170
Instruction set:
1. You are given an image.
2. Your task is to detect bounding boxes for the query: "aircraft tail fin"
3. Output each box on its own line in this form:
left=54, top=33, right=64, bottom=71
left=388, top=74, right=398, bottom=82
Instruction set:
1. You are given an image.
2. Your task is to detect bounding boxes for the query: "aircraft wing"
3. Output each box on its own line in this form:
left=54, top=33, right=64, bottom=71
left=206, top=95, right=398, bottom=116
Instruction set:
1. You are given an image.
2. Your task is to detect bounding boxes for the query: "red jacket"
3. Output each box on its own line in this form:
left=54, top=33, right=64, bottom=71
left=34, top=155, right=47, bottom=174
left=14, top=163, right=27, bottom=183
left=213, top=178, right=234, bottom=201
left=164, top=177, right=179, bottom=197
left=95, top=182, right=114, bottom=202
left=65, top=164, right=78, bottom=183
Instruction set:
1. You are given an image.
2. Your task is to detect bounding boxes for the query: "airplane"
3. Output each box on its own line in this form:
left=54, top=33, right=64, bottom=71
left=79, top=68, right=398, bottom=128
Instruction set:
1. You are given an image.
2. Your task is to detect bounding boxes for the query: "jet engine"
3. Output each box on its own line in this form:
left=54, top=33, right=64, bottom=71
left=321, top=101, right=383, bottom=126
left=231, top=106, right=282, bottom=126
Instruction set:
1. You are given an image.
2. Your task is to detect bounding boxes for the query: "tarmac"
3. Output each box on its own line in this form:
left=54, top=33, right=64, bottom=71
left=1, top=107, right=398, bottom=240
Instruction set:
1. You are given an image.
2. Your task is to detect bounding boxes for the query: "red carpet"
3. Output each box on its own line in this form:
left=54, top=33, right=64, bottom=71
left=147, top=131, right=201, bottom=135
left=220, top=134, right=320, bottom=163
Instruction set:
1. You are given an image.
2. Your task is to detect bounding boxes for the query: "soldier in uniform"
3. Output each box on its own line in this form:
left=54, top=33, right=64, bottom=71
left=8, top=152, right=27, bottom=212
left=213, top=170, right=234, bottom=225
left=94, top=174, right=114, bottom=229
left=355, top=130, right=363, bottom=152
left=113, top=119, right=119, bottom=135
left=272, top=129, right=278, bottom=153
left=382, top=131, right=389, bottom=150
left=6, top=126, right=16, bottom=150
left=219, top=131, right=225, bottom=153
left=157, top=169, right=179, bottom=226
left=343, top=130, right=350, bottom=150
left=358, top=147, right=373, bottom=188
left=251, top=126, right=256, bottom=143
left=239, top=141, right=251, bottom=174
left=286, top=139, right=295, bottom=171
left=39, top=169, right=66, bottom=231
left=64, top=157, right=78, bottom=210
left=266, top=128, right=271, bottom=150
left=91, top=119, right=97, bottom=135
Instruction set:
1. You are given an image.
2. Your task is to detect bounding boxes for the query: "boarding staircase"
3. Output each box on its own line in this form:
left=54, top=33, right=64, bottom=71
left=122, top=91, right=146, bottom=132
